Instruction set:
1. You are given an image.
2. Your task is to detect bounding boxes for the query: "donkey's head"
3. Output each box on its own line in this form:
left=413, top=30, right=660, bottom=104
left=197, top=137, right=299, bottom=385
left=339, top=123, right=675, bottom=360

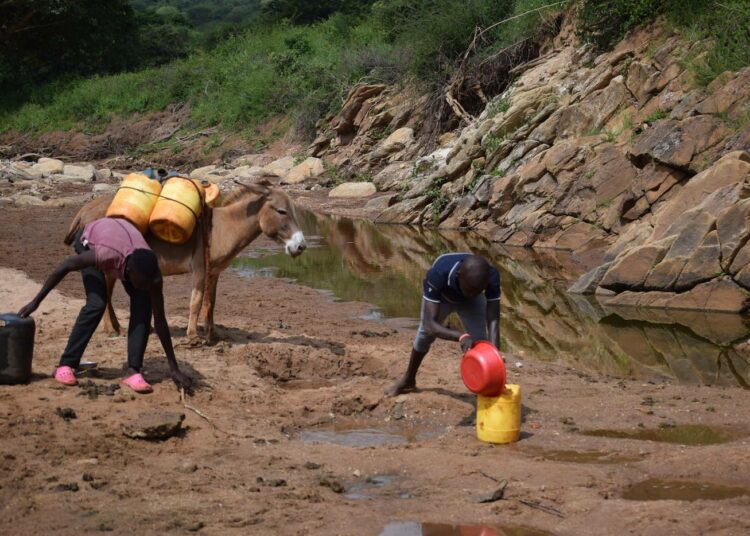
left=237, top=179, right=307, bottom=257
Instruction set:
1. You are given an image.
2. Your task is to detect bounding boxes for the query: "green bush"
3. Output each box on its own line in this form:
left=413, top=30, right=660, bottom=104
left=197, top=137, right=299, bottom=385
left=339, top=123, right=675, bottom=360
left=372, top=0, right=516, bottom=82
left=577, top=0, right=664, bottom=49
left=577, top=0, right=750, bottom=85
left=1, top=0, right=570, bottom=138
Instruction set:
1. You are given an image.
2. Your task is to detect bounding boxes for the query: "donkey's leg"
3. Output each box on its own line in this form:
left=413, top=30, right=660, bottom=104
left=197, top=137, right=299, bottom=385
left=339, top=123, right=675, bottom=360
left=203, top=274, right=219, bottom=342
left=102, top=275, right=121, bottom=336
left=187, top=270, right=205, bottom=339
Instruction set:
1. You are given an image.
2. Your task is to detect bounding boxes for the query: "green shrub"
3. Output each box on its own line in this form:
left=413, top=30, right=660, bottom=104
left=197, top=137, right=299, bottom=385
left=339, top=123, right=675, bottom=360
left=577, top=0, right=750, bottom=85
left=1, top=0, right=571, bottom=139
left=577, top=0, right=664, bottom=49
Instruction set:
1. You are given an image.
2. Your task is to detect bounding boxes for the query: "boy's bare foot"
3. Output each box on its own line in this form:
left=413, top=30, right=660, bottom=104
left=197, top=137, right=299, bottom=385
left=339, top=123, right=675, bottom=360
left=384, top=377, right=416, bottom=397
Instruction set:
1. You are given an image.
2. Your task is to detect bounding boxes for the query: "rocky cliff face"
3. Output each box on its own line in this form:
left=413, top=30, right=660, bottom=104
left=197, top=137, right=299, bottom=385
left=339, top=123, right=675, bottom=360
left=311, top=20, right=750, bottom=313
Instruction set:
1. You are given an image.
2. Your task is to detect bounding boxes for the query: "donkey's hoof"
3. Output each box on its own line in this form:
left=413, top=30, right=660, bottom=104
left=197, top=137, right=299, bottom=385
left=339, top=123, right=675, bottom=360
left=187, top=336, right=208, bottom=348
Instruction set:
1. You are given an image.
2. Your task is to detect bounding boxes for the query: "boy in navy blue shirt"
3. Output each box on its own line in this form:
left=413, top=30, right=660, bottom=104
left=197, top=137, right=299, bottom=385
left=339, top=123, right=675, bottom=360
left=385, top=253, right=501, bottom=396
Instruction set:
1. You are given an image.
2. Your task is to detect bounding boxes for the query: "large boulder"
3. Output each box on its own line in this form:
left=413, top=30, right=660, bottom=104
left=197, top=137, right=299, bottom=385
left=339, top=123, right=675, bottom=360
left=30, top=158, right=64, bottom=178
left=651, top=151, right=750, bottom=239
left=12, top=194, right=46, bottom=207
left=569, top=262, right=613, bottom=294
left=376, top=196, right=429, bottom=224
left=234, top=165, right=269, bottom=180
left=716, top=199, right=750, bottom=271
left=606, top=278, right=750, bottom=313
left=330, top=84, right=386, bottom=136
left=674, top=230, right=722, bottom=291
left=369, top=128, right=415, bottom=162
left=600, top=239, right=672, bottom=291
left=372, top=161, right=414, bottom=191
left=329, top=182, right=377, bottom=198
left=189, top=165, right=218, bottom=179
left=264, top=156, right=296, bottom=178
left=284, top=157, right=325, bottom=184
left=61, top=164, right=96, bottom=182
left=629, top=115, right=731, bottom=171
left=695, top=68, right=750, bottom=117
left=230, top=153, right=274, bottom=168
left=555, top=77, right=631, bottom=138
left=643, top=210, right=716, bottom=291
left=625, top=61, right=661, bottom=104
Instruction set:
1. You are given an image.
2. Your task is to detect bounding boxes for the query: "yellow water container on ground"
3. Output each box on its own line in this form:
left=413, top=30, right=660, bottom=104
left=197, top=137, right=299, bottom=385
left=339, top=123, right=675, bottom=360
left=194, top=179, right=221, bottom=207
left=106, top=173, right=162, bottom=234
left=476, top=384, right=521, bottom=444
left=149, top=176, right=203, bottom=244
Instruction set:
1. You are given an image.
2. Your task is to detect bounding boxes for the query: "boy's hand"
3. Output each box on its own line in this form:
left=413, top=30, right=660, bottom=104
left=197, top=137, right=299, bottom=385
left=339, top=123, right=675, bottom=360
left=18, top=299, right=40, bottom=318
left=459, top=334, right=474, bottom=353
left=170, top=369, right=192, bottom=390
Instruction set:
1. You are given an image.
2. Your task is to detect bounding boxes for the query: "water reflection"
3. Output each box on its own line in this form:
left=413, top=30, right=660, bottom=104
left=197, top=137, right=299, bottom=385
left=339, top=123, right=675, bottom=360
left=379, top=522, right=553, bottom=536
left=233, top=211, right=750, bottom=388
left=622, top=479, right=750, bottom=502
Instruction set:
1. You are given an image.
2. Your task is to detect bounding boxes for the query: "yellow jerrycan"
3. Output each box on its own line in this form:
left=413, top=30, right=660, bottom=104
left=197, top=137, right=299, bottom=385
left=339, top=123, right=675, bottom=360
left=149, top=176, right=203, bottom=244
left=106, top=173, right=162, bottom=234
left=194, top=179, right=221, bottom=207
left=476, top=384, right=521, bottom=444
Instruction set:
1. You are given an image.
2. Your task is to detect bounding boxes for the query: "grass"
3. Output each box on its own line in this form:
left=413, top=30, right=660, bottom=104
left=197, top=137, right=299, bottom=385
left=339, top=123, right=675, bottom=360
left=1, top=17, right=393, bottom=136
left=369, top=126, right=394, bottom=141
left=483, top=133, right=505, bottom=153
left=578, top=0, right=750, bottom=87
left=1, top=0, right=570, bottom=141
left=426, top=176, right=449, bottom=225
left=643, top=110, right=669, bottom=126
left=486, top=97, right=511, bottom=118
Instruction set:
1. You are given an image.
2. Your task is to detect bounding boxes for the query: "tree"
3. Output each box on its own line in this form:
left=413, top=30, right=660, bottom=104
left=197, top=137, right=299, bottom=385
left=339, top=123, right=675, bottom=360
left=262, top=0, right=376, bottom=24
left=0, top=0, right=138, bottom=91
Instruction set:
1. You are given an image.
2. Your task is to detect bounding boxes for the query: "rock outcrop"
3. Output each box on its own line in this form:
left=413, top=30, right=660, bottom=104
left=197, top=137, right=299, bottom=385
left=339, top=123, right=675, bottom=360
left=309, top=20, right=750, bottom=313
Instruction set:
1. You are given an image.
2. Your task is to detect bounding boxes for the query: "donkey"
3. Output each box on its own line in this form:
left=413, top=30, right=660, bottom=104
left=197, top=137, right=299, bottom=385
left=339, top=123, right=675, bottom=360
left=65, top=179, right=306, bottom=341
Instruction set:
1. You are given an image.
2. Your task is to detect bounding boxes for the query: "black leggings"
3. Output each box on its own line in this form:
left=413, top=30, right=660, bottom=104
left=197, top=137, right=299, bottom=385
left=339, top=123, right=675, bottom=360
left=59, top=232, right=152, bottom=371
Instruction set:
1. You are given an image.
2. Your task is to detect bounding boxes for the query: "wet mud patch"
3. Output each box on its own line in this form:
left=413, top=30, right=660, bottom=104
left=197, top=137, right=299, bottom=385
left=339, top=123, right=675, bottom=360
left=527, top=448, right=645, bottom=464
left=379, top=521, right=554, bottom=536
left=278, top=379, right=336, bottom=390
left=298, top=420, right=444, bottom=447
left=246, top=342, right=385, bottom=383
left=344, top=475, right=412, bottom=500
left=582, top=424, right=739, bottom=445
left=623, top=479, right=750, bottom=502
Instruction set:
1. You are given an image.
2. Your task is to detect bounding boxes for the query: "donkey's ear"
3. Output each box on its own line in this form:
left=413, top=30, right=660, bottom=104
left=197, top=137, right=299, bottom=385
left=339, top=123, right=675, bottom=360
left=243, top=181, right=270, bottom=197
left=256, top=176, right=275, bottom=188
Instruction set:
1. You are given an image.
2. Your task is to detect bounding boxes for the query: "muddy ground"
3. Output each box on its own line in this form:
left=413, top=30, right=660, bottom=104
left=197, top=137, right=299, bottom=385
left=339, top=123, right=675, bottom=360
left=1, top=202, right=749, bottom=536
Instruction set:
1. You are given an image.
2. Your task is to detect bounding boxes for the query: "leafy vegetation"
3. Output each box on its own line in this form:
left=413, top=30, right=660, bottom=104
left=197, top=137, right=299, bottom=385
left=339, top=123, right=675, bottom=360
left=5, top=0, right=747, bottom=144
left=2, top=0, right=566, bottom=139
left=643, top=110, right=668, bottom=125
left=426, top=176, right=449, bottom=225
left=131, top=0, right=263, bottom=29
left=577, top=0, right=750, bottom=85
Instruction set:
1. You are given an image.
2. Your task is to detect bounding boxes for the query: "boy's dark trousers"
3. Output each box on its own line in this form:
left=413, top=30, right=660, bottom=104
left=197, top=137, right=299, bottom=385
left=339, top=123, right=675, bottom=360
left=59, top=231, right=152, bottom=371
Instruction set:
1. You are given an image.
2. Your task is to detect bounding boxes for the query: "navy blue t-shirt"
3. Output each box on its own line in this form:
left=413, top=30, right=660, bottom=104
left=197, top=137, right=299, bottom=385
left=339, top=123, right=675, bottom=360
left=422, top=253, right=501, bottom=304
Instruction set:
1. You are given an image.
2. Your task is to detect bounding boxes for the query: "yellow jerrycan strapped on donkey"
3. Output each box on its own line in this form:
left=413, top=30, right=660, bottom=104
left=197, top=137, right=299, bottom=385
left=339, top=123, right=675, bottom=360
left=106, top=171, right=221, bottom=244
left=106, top=173, right=163, bottom=234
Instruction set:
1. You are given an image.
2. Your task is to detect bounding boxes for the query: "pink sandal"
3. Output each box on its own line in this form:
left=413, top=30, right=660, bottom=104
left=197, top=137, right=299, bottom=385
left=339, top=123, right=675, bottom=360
left=121, top=373, right=153, bottom=394
left=54, top=366, right=78, bottom=386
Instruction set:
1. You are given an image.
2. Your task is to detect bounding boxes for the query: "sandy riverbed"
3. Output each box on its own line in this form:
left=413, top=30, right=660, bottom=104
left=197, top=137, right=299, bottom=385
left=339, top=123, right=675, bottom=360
left=1, top=203, right=749, bottom=536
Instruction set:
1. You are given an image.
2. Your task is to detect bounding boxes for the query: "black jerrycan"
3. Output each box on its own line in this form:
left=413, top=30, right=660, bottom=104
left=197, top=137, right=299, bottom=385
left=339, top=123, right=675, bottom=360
left=0, top=313, right=35, bottom=384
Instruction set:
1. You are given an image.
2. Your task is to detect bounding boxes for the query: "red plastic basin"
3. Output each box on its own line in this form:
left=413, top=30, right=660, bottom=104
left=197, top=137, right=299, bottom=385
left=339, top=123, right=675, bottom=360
left=460, top=340, right=506, bottom=396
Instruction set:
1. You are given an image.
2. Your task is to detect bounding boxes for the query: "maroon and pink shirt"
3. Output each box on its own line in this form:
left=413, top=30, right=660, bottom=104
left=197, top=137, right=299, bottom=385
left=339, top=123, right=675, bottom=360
left=80, top=218, right=151, bottom=280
